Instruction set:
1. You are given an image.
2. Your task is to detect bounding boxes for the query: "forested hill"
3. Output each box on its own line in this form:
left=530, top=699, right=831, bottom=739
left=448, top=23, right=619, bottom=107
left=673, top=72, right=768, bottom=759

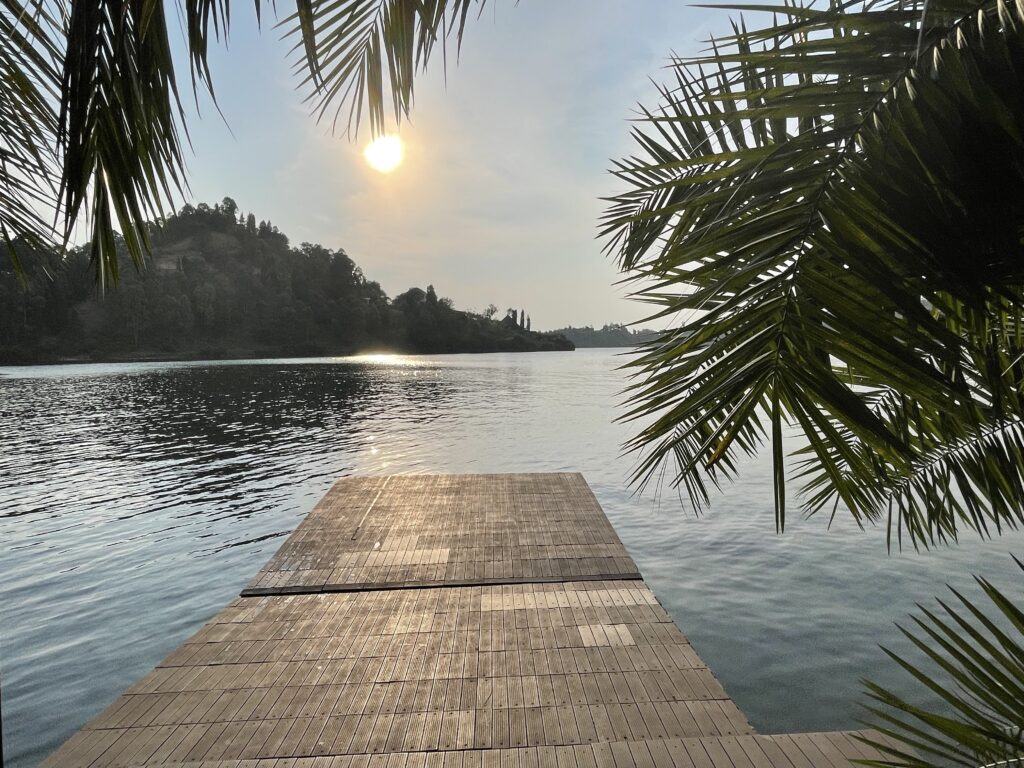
left=551, top=324, right=658, bottom=347
left=0, top=198, right=573, bottom=363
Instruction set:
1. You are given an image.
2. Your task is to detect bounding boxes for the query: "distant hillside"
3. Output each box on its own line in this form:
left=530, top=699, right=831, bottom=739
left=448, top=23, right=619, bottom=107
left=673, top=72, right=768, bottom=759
left=0, top=198, right=573, bottom=363
left=552, top=324, right=658, bottom=347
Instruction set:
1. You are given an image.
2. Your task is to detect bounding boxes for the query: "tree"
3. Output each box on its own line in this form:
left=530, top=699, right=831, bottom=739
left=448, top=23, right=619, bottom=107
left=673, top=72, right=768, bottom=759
left=394, top=287, right=427, bottom=308
left=0, top=201, right=576, bottom=360
left=122, top=284, right=145, bottom=347
left=860, top=561, right=1024, bottom=767
left=601, top=2, right=1024, bottom=539
left=483, top=304, right=498, bottom=321
left=219, top=197, right=238, bottom=219
left=192, top=284, right=217, bottom=331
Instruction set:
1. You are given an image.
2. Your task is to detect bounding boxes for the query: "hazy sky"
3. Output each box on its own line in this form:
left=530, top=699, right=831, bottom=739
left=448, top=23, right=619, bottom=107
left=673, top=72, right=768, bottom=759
left=180, top=1, right=723, bottom=330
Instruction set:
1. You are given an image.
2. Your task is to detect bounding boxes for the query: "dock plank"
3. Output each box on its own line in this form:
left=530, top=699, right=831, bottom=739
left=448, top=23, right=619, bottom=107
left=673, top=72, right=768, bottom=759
left=244, top=474, right=640, bottom=595
left=43, top=473, right=897, bottom=768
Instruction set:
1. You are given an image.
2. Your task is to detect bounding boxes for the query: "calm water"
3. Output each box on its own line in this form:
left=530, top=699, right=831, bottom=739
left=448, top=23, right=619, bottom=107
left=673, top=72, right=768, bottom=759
left=1, top=349, right=1021, bottom=766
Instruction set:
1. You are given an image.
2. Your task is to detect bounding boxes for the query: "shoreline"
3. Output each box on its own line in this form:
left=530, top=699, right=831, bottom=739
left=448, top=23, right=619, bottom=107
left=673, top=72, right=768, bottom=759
left=0, top=344, right=578, bottom=368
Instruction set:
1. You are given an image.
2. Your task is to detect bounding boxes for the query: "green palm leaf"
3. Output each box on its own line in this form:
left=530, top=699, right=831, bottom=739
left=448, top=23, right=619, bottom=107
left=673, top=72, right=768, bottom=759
left=58, top=0, right=193, bottom=288
left=282, top=0, right=487, bottom=136
left=1, top=0, right=63, bottom=273
left=604, top=0, right=1024, bottom=545
left=860, top=558, right=1024, bottom=767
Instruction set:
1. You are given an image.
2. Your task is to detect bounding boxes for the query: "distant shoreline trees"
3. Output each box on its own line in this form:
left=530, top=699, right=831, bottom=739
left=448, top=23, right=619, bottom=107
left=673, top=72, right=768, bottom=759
left=551, top=324, right=657, bottom=348
left=0, top=200, right=573, bottom=363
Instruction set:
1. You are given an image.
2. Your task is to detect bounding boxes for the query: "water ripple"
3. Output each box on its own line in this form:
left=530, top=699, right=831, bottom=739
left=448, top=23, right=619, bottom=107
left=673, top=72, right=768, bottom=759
left=1, top=350, right=1022, bottom=766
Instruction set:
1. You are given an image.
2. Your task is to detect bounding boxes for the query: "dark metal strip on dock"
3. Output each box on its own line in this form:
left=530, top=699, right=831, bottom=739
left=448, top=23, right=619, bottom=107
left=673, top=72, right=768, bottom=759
left=42, top=472, right=901, bottom=768
left=240, top=571, right=644, bottom=597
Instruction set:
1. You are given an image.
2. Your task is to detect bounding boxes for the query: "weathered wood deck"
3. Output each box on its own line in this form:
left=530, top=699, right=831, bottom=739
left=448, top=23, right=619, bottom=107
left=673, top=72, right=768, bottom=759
left=44, top=473, right=894, bottom=767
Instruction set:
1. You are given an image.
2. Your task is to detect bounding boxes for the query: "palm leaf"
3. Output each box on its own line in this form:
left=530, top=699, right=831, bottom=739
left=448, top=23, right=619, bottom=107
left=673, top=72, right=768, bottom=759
left=860, top=558, right=1024, bottom=767
left=0, top=0, right=63, bottom=273
left=282, top=0, right=487, bottom=136
left=605, top=0, right=1024, bottom=545
left=59, top=0, right=194, bottom=288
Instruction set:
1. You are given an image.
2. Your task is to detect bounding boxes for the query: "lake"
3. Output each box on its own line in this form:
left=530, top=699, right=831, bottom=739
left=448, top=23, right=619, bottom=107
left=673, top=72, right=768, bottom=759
left=1, top=348, right=1021, bottom=766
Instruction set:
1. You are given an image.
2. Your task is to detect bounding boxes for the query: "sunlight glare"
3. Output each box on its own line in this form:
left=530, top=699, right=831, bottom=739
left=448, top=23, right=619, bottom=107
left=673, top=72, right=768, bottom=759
left=363, top=136, right=404, bottom=173
left=348, top=353, right=419, bottom=367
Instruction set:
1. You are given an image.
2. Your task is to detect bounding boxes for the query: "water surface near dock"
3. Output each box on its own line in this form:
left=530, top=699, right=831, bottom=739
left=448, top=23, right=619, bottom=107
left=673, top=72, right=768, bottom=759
left=2, top=350, right=1020, bottom=765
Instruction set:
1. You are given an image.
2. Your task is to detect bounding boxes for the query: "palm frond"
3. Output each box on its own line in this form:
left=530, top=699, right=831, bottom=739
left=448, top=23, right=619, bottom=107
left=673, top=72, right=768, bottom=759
left=605, top=0, right=1024, bottom=544
left=0, top=0, right=63, bottom=273
left=860, top=558, right=1024, bottom=767
left=58, top=0, right=198, bottom=288
left=283, top=0, right=487, bottom=136
left=1, top=0, right=230, bottom=286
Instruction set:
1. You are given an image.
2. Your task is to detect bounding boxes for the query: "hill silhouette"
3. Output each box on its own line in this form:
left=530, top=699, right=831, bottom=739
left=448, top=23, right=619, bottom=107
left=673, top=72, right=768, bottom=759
left=0, top=198, right=574, bottom=363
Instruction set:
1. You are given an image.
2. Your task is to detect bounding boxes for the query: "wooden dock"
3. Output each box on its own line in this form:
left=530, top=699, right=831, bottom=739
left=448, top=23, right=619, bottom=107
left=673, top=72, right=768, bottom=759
left=44, top=473, right=893, bottom=767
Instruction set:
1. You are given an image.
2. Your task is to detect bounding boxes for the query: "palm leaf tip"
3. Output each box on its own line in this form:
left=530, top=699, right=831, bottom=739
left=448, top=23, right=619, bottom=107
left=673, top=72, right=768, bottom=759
left=285, top=0, right=489, bottom=136
left=861, top=560, right=1024, bottom=767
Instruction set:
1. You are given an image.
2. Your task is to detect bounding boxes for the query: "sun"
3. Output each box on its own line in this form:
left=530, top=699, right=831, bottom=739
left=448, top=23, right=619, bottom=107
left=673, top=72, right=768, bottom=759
left=364, top=135, right=404, bottom=173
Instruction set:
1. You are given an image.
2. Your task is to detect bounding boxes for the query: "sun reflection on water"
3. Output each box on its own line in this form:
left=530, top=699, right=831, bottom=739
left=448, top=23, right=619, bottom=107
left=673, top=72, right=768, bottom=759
left=344, top=353, right=423, bottom=366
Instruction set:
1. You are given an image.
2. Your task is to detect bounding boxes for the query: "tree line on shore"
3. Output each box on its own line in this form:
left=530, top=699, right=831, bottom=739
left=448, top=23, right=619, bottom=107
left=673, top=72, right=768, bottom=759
left=0, top=198, right=573, bottom=363
left=551, top=324, right=658, bottom=348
